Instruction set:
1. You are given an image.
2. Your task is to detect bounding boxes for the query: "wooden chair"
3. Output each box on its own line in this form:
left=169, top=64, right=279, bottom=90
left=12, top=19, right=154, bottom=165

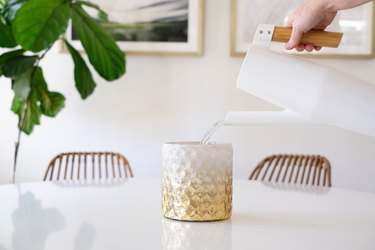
left=249, top=154, right=332, bottom=187
left=43, top=152, right=133, bottom=181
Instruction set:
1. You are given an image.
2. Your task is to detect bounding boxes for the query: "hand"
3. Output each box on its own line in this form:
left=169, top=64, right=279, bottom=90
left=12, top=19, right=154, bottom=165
left=285, top=0, right=337, bottom=52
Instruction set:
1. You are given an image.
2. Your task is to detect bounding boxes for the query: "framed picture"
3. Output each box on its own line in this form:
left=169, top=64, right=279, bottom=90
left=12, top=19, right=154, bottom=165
left=230, top=0, right=375, bottom=58
left=66, top=0, right=203, bottom=55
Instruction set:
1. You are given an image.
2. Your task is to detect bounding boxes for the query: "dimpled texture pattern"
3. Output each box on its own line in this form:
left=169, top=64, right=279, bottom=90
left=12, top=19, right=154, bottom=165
left=162, top=142, right=232, bottom=221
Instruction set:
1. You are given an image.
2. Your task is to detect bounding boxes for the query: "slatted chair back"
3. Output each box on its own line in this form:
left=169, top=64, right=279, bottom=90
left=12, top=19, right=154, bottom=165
left=44, top=152, right=133, bottom=181
left=249, top=154, right=331, bottom=187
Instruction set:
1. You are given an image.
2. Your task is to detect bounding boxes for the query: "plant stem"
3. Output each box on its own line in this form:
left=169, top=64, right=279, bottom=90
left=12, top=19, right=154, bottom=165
left=12, top=104, right=28, bottom=184
left=13, top=126, right=22, bottom=184
left=37, top=45, right=52, bottom=63
left=12, top=46, right=51, bottom=184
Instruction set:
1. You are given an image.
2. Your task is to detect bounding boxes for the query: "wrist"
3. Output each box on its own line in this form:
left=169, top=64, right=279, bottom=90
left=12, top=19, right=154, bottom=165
left=313, top=0, right=338, bottom=12
left=313, top=0, right=371, bottom=12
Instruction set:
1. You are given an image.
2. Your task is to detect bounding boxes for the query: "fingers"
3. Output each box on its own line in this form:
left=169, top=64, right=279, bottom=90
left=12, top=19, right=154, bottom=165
left=285, top=24, right=303, bottom=50
left=304, top=44, right=315, bottom=52
left=284, top=24, right=323, bottom=52
left=292, top=44, right=320, bottom=52
left=295, top=44, right=304, bottom=52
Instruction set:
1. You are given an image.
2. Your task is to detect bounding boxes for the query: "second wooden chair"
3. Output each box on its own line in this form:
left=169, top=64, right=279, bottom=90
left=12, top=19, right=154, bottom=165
left=249, top=154, right=332, bottom=187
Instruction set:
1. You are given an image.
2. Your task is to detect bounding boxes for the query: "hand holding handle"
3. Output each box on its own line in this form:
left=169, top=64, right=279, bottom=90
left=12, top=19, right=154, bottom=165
left=271, top=26, right=343, bottom=48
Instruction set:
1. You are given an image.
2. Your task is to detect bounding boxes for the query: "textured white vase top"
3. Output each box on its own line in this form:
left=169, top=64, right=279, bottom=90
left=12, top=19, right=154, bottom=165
left=162, top=142, right=232, bottom=171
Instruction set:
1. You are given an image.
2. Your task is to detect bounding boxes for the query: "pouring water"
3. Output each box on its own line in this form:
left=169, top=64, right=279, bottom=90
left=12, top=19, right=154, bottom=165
left=200, top=120, right=225, bottom=144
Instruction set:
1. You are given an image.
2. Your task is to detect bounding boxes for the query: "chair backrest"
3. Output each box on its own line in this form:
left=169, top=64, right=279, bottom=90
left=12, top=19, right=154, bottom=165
left=44, top=152, right=133, bottom=181
left=249, top=154, right=332, bottom=187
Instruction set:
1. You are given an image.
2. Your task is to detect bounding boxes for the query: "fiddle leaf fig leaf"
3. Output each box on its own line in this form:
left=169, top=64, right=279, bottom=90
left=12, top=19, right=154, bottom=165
left=10, top=69, right=42, bottom=134
left=22, top=91, right=42, bottom=134
left=13, top=0, right=70, bottom=52
left=65, top=40, right=96, bottom=99
left=0, top=19, right=17, bottom=47
left=0, top=49, right=24, bottom=76
left=11, top=69, right=32, bottom=100
left=2, top=55, right=37, bottom=78
left=11, top=96, right=24, bottom=119
left=39, top=91, right=65, bottom=117
left=32, top=67, right=65, bottom=117
left=71, top=3, right=125, bottom=81
left=12, top=93, right=42, bottom=135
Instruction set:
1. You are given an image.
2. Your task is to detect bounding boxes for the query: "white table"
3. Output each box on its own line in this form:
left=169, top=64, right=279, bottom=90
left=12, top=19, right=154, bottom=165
left=1, top=179, right=375, bottom=250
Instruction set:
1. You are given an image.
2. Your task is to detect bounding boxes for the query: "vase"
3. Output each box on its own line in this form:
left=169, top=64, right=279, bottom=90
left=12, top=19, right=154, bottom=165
left=162, top=142, right=232, bottom=221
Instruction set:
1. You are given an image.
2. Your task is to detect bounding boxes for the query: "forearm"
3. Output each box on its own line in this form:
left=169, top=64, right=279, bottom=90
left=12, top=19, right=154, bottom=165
left=316, top=0, right=372, bottom=11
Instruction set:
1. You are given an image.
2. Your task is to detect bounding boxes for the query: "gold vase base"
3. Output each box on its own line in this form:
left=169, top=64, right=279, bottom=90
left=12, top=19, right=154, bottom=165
left=162, top=190, right=232, bottom=222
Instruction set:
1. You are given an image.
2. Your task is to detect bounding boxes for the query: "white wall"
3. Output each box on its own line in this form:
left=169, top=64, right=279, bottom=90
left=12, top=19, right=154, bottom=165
left=1, top=0, right=375, bottom=192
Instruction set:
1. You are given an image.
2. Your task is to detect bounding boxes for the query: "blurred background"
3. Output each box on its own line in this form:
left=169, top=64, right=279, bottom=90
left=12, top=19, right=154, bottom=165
left=0, top=0, right=374, bottom=192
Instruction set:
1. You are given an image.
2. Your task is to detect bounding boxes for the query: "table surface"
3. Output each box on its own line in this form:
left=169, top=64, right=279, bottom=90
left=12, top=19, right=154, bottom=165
left=1, top=179, right=375, bottom=250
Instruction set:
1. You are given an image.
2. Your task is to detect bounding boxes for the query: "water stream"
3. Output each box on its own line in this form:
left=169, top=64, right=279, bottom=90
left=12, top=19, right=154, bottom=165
left=200, top=120, right=225, bottom=144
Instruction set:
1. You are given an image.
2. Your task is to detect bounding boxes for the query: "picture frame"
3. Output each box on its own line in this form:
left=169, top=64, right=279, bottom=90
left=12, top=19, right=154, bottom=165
left=230, top=0, right=375, bottom=58
left=66, top=0, right=203, bottom=56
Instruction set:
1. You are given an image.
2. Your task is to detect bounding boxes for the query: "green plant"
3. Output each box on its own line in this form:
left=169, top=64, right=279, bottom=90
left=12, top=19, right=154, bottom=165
left=0, top=0, right=126, bottom=182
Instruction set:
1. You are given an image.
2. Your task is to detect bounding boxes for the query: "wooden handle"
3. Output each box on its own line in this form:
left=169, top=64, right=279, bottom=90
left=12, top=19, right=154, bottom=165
left=271, top=26, right=343, bottom=48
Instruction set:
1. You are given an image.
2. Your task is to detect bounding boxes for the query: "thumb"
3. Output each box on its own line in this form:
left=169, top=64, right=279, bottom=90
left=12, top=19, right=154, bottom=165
left=285, top=26, right=303, bottom=50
